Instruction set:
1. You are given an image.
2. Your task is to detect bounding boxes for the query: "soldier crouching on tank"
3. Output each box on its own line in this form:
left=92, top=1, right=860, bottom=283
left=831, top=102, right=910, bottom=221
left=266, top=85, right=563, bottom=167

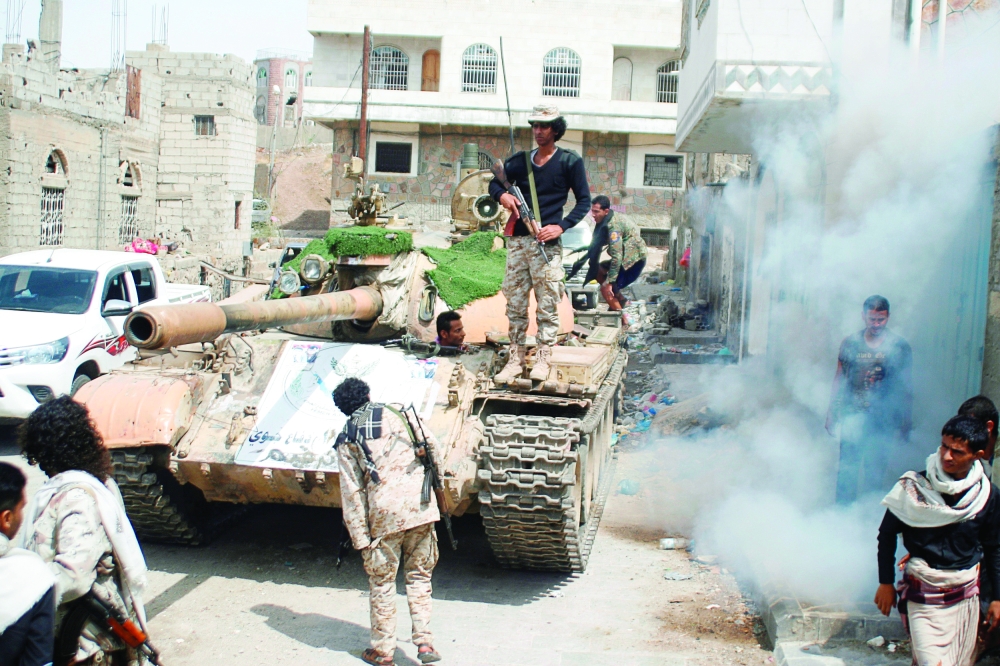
left=16, top=396, right=153, bottom=666
left=332, top=377, right=443, bottom=665
left=489, top=104, right=591, bottom=383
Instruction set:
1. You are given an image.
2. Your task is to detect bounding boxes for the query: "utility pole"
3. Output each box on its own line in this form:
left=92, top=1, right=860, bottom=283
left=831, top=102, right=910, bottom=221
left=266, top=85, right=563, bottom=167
left=358, top=25, right=371, bottom=168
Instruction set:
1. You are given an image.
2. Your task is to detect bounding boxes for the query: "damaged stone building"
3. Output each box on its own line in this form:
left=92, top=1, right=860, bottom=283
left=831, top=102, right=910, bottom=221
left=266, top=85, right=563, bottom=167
left=0, top=0, right=255, bottom=261
left=302, top=0, right=685, bottom=230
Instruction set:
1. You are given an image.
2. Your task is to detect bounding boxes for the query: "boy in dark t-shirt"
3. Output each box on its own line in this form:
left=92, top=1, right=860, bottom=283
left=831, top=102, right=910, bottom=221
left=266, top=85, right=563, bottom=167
left=827, top=295, right=913, bottom=503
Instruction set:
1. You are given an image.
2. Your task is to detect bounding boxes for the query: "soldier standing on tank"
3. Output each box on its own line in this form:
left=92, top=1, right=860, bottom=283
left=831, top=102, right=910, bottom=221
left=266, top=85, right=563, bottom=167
left=332, top=377, right=443, bottom=666
left=489, top=104, right=591, bottom=383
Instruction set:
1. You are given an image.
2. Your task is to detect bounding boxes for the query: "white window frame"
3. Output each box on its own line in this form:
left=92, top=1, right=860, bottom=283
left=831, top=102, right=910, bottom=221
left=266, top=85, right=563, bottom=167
left=542, top=47, right=581, bottom=98
left=625, top=138, right=685, bottom=190
left=370, top=45, right=409, bottom=91
left=284, top=65, right=298, bottom=90
left=40, top=187, right=65, bottom=246
left=461, top=43, right=497, bottom=94
left=657, top=60, right=680, bottom=103
left=119, top=195, right=140, bottom=244
left=367, top=132, right=418, bottom=176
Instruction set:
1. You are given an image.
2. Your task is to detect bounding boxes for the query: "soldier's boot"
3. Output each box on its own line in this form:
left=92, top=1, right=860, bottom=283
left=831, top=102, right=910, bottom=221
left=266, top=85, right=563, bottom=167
left=494, top=344, right=525, bottom=384
left=529, top=344, right=553, bottom=381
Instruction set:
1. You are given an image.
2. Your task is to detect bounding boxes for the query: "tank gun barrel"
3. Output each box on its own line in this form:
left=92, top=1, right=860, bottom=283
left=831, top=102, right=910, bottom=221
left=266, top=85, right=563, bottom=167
left=125, top=286, right=383, bottom=350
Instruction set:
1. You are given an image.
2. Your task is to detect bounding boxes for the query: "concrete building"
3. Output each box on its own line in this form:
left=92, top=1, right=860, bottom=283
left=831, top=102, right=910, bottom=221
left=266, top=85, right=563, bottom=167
left=302, top=0, right=685, bottom=226
left=253, top=48, right=312, bottom=127
left=0, top=0, right=255, bottom=260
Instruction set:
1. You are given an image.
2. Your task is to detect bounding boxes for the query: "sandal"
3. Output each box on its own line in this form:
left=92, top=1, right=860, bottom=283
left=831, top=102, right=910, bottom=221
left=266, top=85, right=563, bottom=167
left=418, top=645, right=442, bottom=663
left=362, top=648, right=394, bottom=665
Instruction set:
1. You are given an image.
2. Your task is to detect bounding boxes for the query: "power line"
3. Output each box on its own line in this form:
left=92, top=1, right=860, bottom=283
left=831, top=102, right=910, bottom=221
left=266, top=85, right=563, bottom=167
left=799, top=0, right=833, bottom=63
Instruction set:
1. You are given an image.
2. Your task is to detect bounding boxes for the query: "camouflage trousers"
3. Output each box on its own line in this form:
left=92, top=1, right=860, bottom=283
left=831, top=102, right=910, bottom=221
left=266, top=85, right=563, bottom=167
left=503, top=236, right=564, bottom=346
left=361, top=522, right=439, bottom=657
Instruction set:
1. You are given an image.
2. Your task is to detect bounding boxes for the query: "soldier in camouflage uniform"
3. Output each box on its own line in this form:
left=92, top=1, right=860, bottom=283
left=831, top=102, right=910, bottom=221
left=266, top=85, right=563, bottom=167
left=597, top=212, right=647, bottom=323
left=333, top=377, right=443, bottom=666
left=489, top=104, right=591, bottom=383
left=16, top=396, right=151, bottom=665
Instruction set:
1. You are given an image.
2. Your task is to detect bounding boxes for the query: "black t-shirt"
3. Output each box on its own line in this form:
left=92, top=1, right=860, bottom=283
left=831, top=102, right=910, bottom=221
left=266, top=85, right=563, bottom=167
left=836, top=329, right=912, bottom=422
left=488, top=147, right=591, bottom=237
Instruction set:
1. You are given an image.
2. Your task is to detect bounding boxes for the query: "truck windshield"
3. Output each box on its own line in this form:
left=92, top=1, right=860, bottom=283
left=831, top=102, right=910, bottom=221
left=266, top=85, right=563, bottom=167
left=0, top=266, right=98, bottom=314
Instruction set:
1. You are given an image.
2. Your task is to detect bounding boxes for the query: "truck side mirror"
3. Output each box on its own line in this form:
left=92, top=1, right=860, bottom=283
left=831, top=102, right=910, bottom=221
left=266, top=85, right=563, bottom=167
left=102, top=299, right=134, bottom=317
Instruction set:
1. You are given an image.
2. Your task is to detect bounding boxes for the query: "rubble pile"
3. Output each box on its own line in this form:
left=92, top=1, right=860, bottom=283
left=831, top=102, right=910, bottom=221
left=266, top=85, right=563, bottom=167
left=617, top=364, right=676, bottom=444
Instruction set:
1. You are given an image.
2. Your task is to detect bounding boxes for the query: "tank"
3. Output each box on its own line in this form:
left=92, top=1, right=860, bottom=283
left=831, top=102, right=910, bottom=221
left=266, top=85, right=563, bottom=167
left=74, top=229, right=626, bottom=573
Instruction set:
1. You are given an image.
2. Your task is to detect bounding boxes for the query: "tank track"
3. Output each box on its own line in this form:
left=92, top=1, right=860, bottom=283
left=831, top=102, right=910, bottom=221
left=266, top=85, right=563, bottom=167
left=111, top=449, right=205, bottom=546
left=478, top=415, right=618, bottom=572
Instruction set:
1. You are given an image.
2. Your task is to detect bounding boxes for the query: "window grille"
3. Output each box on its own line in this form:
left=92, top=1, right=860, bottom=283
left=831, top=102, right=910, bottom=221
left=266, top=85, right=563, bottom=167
left=304, top=70, right=313, bottom=87
left=542, top=47, right=581, bottom=98
left=40, top=188, right=64, bottom=246
left=461, top=44, right=497, bottom=93
left=284, top=67, right=298, bottom=89
left=374, top=142, right=412, bottom=173
left=371, top=46, right=409, bottom=90
left=119, top=195, right=139, bottom=244
left=194, top=115, right=216, bottom=136
left=257, top=67, right=268, bottom=84
left=657, top=60, right=680, bottom=103
left=643, top=155, right=684, bottom=188
left=478, top=150, right=494, bottom=170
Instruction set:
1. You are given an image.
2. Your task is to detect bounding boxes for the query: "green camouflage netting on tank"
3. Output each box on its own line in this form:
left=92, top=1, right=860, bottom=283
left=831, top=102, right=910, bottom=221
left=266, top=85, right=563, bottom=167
left=274, top=227, right=414, bottom=297
left=422, top=232, right=507, bottom=310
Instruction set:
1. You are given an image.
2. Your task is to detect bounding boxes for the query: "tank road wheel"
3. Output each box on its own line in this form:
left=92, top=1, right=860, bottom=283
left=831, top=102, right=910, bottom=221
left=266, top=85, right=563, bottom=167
left=478, top=412, right=618, bottom=572
left=111, top=448, right=206, bottom=546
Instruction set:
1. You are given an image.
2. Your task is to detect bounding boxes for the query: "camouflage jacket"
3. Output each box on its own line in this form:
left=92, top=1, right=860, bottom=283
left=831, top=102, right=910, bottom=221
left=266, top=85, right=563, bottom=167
left=22, top=484, right=134, bottom=661
left=607, top=215, right=648, bottom=282
left=336, top=403, right=442, bottom=549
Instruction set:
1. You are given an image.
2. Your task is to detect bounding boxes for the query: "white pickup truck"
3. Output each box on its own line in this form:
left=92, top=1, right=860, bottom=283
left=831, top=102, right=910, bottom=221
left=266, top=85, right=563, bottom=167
left=0, top=249, right=211, bottom=420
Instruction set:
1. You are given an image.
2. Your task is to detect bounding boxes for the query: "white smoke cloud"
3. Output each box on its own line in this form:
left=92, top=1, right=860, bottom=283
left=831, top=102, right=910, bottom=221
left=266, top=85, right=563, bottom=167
left=643, top=17, right=1000, bottom=604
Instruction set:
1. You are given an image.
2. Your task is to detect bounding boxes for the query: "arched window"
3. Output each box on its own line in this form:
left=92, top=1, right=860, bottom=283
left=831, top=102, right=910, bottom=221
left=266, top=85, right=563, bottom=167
left=542, top=48, right=581, bottom=98
left=478, top=150, right=495, bottom=170
left=370, top=45, right=408, bottom=90
left=121, top=162, right=139, bottom=188
left=462, top=44, right=497, bottom=93
left=304, top=70, right=313, bottom=87
left=256, top=67, right=268, bottom=85
left=284, top=66, right=298, bottom=89
left=657, top=60, right=680, bottom=103
left=255, top=95, right=267, bottom=124
left=45, top=150, right=66, bottom=175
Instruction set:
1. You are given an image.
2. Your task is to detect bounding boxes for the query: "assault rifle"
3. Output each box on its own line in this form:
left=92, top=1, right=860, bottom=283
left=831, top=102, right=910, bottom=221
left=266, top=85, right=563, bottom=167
left=85, top=592, right=160, bottom=664
left=381, top=334, right=471, bottom=358
left=400, top=404, right=458, bottom=550
left=491, top=160, right=550, bottom=264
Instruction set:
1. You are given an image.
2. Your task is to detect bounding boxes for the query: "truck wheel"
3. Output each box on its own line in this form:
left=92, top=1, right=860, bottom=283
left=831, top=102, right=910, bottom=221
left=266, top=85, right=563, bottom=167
left=70, top=373, right=92, bottom=396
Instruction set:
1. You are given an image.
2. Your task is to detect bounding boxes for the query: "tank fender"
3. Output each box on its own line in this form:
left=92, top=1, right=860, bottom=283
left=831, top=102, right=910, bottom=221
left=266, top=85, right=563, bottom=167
left=441, top=417, right=484, bottom=517
left=75, top=374, right=195, bottom=450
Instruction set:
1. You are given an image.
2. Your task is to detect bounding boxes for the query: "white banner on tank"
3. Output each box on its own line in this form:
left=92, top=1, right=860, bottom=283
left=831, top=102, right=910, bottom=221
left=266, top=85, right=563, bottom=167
left=235, top=341, right=438, bottom=471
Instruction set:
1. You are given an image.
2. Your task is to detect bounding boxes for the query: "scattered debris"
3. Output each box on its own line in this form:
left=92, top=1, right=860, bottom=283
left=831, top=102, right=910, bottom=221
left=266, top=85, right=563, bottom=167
left=867, top=636, right=886, bottom=648
left=693, top=554, right=718, bottom=565
left=705, top=604, right=721, bottom=610
left=664, top=571, right=694, bottom=581
left=659, top=537, right=690, bottom=550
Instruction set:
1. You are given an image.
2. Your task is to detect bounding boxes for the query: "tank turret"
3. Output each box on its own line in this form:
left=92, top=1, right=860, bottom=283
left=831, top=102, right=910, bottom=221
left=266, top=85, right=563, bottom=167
left=125, top=285, right=383, bottom=349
